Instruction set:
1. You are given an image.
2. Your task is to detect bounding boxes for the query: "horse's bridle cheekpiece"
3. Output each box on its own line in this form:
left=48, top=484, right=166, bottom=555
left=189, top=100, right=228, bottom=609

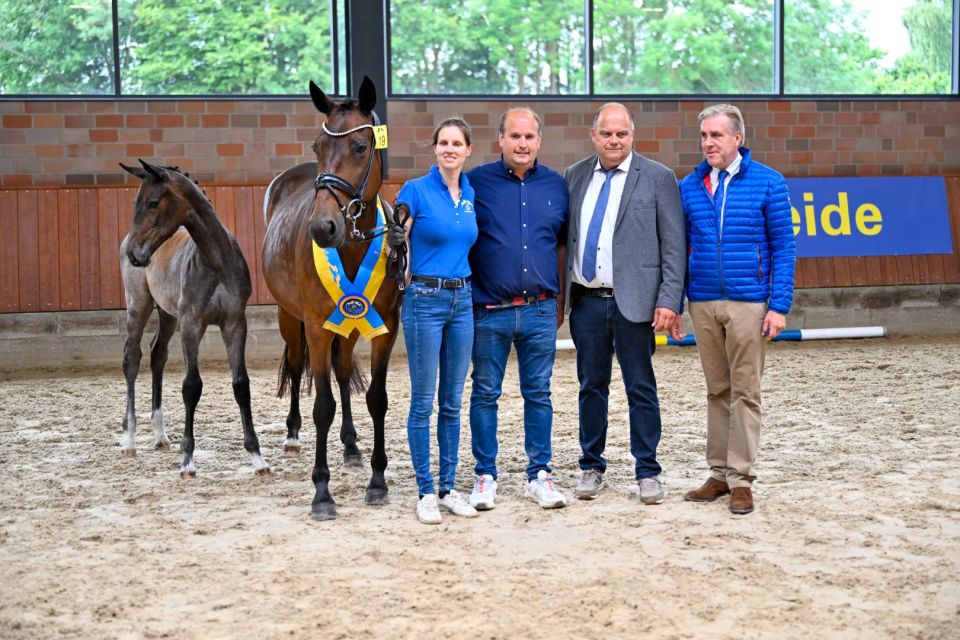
left=314, top=110, right=387, bottom=242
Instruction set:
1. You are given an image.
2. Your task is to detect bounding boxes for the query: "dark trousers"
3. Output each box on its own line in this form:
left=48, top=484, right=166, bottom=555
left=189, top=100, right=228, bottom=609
left=569, top=291, right=662, bottom=479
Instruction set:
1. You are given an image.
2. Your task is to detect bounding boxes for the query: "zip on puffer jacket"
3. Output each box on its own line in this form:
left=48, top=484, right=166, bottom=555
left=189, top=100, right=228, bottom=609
left=679, top=147, right=796, bottom=315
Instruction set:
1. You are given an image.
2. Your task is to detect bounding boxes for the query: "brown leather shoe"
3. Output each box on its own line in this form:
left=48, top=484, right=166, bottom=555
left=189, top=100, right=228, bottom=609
left=729, top=487, right=754, bottom=514
left=684, top=477, right=730, bottom=503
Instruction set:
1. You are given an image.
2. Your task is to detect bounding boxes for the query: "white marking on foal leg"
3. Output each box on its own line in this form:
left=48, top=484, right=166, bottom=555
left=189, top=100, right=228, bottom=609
left=119, top=413, right=137, bottom=458
left=152, top=408, right=170, bottom=450
left=283, top=437, right=301, bottom=454
left=251, top=452, right=271, bottom=476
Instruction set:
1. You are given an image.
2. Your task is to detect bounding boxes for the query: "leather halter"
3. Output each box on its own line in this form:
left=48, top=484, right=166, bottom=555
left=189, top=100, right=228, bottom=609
left=313, top=109, right=384, bottom=241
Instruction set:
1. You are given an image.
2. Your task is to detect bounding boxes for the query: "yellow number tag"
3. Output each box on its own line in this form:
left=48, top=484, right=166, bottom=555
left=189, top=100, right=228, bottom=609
left=373, top=125, right=389, bottom=150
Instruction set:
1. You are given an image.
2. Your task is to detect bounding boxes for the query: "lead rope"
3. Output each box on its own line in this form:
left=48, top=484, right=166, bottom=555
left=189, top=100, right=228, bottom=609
left=388, top=201, right=411, bottom=291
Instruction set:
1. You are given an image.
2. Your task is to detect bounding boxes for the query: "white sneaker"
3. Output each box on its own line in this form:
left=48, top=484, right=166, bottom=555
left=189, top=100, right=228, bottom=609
left=437, top=490, right=479, bottom=518
left=639, top=476, right=665, bottom=505
left=524, top=470, right=567, bottom=509
left=469, top=474, right=498, bottom=511
left=416, top=494, right=442, bottom=524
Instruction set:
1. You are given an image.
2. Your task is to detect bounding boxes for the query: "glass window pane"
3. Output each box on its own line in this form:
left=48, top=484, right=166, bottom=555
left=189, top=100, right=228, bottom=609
left=390, top=0, right=585, bottom=95
left=0, top=0, right=115, bottom=95
left=785, top=0, right=953, bottom=95
left=593, top=0, right=774, bottom=95
left=121, top=0, right=334, bottom=95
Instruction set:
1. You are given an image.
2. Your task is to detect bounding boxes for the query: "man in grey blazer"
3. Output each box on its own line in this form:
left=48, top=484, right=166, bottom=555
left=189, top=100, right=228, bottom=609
left=563, top=103, right=686, bottom=504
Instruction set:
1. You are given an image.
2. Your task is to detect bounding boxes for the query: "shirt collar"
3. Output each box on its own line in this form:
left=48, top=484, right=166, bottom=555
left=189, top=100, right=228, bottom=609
left=711, top=152, right=742, bottom=182
left=594, top=153, right=632, bottom=175
left=498, top=155, right=538, bottom=179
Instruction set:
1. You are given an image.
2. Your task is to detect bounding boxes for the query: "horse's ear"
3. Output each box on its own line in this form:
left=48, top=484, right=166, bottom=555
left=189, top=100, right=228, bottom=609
left=309, top=80, right=335, bottom=116
left=357, top=76, right=377, bottom=114
left=119, top=162, right=147, bottom=180
left=138, top=158, right=168, bottom=182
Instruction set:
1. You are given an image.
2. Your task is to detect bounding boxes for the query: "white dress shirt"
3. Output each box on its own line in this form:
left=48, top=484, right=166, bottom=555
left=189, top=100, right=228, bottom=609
left=710, top=152, right=742, bottom=236
left=572, top=154, right=632, bottom=288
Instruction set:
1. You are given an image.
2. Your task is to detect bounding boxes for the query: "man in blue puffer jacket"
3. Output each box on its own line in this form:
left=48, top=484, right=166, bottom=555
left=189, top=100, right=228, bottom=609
left=678, top=104, right=796, bottom=515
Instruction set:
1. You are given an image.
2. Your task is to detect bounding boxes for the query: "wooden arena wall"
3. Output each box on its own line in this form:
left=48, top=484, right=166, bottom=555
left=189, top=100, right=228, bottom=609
left=1, top=179, right=958, bottom=314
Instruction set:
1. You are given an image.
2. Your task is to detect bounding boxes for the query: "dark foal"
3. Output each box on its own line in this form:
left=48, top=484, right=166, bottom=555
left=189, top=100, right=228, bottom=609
left=262, top=77, right=402, bottom=520
left=119, top=160, right=269, bottom=478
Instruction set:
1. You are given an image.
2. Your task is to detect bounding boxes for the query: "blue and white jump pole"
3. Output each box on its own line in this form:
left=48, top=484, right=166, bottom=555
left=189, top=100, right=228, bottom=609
left=556, top=326, right=887, bottom=350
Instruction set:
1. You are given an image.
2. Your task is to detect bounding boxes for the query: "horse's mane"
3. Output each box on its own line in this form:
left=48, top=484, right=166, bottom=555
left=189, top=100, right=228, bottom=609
left=162, top=165, right=209, bottom=202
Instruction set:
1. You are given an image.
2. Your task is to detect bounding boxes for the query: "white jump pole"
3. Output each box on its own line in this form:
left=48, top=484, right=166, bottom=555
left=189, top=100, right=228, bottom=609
left=555, top=327, right=886, bottom=349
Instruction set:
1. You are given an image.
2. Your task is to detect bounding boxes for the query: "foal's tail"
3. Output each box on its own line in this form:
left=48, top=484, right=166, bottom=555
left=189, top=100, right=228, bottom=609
left=276, top=325, right=311, bottom=399
left=332, top=337, right=369, bottom=394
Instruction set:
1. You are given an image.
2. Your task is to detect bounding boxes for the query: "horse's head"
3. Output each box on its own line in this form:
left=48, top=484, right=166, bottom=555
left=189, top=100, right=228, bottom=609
left=120, top=159, right=199, bottom=267
left=307, top=76, right=382, bottom=248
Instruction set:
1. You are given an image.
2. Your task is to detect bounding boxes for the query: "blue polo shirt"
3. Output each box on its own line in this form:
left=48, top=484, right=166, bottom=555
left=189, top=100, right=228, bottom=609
left=395, top=165, right=477, bottom=279
left=466, top=158, right=569, bottom=305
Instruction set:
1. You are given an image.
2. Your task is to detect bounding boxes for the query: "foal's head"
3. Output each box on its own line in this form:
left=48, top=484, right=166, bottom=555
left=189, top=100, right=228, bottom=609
left=120, top=159, right=204, bottom=267
left=307, top=76, right=382, bottom=247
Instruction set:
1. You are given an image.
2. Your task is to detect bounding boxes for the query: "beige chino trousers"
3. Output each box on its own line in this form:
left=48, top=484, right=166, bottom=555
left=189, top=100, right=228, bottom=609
left=689, top=300, right=768, bottom=489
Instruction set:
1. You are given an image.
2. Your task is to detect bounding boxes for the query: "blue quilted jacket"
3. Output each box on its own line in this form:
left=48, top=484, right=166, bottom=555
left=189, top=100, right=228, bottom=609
left=679, top=148, right=796, bottom=314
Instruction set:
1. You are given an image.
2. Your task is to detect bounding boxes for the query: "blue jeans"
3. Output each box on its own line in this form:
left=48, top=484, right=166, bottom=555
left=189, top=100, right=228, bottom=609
left=470, top=297, right=558, bottom=481
left=569, top=294, right=662, bottom=479
left=402, top=280, right=474, bottom=496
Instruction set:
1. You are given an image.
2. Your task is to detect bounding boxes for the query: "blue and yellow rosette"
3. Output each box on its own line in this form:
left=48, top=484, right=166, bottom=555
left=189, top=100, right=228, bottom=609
left=312, top=197, right=390, bottom=340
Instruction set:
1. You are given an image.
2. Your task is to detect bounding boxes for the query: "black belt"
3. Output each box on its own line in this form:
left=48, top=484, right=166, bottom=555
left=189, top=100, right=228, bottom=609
left=483, top=292, right=555, bottom=310
left=583, top=287, right=614, bottom=297
left=410, top=274, right=471, bottom=289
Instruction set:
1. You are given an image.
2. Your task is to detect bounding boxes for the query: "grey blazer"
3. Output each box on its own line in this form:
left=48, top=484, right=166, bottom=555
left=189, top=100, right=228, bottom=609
left=563, top=151, right=686, bottom=323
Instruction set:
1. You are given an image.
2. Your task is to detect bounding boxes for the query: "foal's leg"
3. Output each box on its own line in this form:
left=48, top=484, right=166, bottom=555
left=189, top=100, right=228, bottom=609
left=178, top=321, right=207, bottom=478
left=334, top=335, right=363, bottom=467
left=306, top=325, right=337, bottom=520
left=221, top=314, right=270, bottom=476
left=364, top=317, right=400, bottom=505
left=148, top=309, right=178, bottom=451
left=278, top=307, right=306, bottom=454
left=120, top=290, right=154, bottom=457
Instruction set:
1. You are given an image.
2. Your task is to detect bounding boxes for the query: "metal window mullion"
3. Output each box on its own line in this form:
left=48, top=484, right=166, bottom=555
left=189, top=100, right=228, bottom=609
left=112, top=0, right=122, bottom=96
left=586, top=0, right=594, bottom=96
left=953, top=0, right=959, bottom=94
left=774, top=0, right=784, bottom=95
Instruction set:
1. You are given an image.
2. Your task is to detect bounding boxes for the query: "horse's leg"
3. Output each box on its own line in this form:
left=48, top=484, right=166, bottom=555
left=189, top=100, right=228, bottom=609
left=278, top=307, right=306, bottom=454
left=222, top=314, right=270, bottom=476
left=178, top=320, right=207, bottom=479
left=120, top=298, right=154, bottom=457
left=148, top=308, right=178, bottom=451
left=305, top=325, right=337, bottom=520
left=334, top=335, right=363, bottom=467
left=364, top=319, right=400, bottom=505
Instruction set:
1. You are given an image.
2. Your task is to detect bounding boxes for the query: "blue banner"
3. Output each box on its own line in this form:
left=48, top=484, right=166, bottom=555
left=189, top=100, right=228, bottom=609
left=786, top=177, right=953, bottom=258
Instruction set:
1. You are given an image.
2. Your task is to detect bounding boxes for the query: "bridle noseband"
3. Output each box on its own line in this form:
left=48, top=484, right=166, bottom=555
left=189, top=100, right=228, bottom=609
left=313, top=110, right=385, bottom=242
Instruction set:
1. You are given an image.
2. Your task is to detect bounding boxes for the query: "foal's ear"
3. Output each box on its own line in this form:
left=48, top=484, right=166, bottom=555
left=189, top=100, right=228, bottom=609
left=119, top=161, right=147, bottom=180
left=310, top=80, right=335, bottom=116
left=138, top=158, right=168, bottom=181
left=357, top=76, right=377, bottom=114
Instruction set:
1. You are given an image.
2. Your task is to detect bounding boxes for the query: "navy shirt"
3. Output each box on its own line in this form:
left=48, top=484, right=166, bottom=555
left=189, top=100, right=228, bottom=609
left=467, top=159, right=569, bottom=305
left=396, top=165, right=477, bottom=279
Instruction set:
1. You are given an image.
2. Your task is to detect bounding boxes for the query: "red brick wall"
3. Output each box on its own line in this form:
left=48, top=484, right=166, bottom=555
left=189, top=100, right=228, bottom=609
left=1, top=98, right=958, bottom=186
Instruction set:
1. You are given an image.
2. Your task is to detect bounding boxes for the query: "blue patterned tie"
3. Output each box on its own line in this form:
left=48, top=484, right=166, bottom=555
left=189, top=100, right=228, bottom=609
left=582, top=168, right=617, bottom=283
left=714, top=169, right=729, bottom=226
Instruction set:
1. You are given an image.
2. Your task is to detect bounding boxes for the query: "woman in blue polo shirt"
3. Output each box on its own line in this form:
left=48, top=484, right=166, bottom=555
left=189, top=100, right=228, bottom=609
left=392, top=117, right=479, bottom=524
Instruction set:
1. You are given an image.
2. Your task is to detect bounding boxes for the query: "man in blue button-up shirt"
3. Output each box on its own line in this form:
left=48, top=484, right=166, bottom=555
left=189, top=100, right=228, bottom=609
left=465, top=107, right=570, bottom=511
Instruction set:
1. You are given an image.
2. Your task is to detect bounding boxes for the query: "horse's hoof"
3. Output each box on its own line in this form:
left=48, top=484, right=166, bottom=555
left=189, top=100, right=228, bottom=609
left=310, top=502, right=337, bottom=521
left=255, top=467, right=272, bottom=477
left=343, top=453, right=363, bottom=468
left=180, top=469, right=197, bottom=479
left=154, top=441, right=170, bottom=451
left=120, top=448, right=137, bottom=458
left=283, top=443, right=301, bottom=455
left=365, top=487, right=389, bottom=506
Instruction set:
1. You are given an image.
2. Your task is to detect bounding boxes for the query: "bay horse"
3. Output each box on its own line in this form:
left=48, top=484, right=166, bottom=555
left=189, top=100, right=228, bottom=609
left=262, top=77, right=401, bottom=520
left=119, top=160, right=270, bottom=478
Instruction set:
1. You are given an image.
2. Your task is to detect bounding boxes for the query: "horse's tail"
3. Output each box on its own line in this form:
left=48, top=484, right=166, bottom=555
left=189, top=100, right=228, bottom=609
left=331, top=336, right=368, bottom=394
left=276, top=324, right=311, bottom=399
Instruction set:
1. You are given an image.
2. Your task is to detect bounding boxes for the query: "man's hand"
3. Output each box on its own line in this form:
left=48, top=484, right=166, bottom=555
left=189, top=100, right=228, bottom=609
left=386, top=223, right=406, bottom=249
left=762, top=310, right=786, bottom=339
left=652, top=307, right=677, bottom=334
